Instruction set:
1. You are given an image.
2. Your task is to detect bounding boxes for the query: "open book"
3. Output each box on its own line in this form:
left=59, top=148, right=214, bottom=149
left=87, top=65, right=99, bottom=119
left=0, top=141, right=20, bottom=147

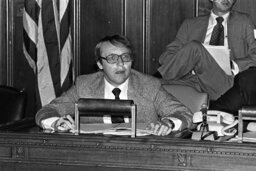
left=203, top=44, right=232, bottom=75
left=79, top=122, right=153, bottom=136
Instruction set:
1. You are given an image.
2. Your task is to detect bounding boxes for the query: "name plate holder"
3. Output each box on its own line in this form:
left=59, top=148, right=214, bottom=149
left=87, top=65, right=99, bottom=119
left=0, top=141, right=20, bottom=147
left=238, top=106, right=256, bottom=143
left=74, top=98, right=137, bottom=138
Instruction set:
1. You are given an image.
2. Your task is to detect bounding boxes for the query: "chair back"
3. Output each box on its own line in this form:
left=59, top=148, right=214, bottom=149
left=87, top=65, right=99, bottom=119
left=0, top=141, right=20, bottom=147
left=0, top=86, right=26, bottom=124
left=163, top=84, right=208, bottom=113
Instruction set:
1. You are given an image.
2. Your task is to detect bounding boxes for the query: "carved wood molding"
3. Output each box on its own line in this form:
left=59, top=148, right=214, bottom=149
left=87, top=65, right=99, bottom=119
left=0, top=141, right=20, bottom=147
left=1, top=138, right=256, bottom=158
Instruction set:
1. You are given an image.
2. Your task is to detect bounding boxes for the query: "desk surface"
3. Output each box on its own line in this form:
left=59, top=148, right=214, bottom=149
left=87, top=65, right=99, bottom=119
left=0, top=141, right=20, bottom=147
left=1, top=118, right=256, bottom=171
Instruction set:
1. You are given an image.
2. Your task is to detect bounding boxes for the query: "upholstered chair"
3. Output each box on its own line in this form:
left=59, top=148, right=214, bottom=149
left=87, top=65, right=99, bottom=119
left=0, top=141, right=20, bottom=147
left=0, top=85, right=27, bottom=124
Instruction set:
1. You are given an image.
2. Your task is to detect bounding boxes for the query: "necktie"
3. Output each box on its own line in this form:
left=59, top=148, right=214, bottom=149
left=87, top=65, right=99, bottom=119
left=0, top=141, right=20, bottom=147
left=111, top=88, right=124, bottom=123
left=209, top=17, right=224, bottom=46
left=112, top=88, right=121, bottom=100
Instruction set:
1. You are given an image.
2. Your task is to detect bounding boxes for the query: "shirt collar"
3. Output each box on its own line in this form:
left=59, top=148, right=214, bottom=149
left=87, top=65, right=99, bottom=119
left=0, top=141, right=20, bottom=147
left=104, top=78, right=129, bottom=94
left=209, top=10, right=230, bottom=25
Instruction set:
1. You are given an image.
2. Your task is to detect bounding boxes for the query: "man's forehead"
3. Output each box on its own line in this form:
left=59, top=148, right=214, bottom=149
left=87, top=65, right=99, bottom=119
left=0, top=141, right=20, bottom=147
left=100, top=42, right=129, bottom=55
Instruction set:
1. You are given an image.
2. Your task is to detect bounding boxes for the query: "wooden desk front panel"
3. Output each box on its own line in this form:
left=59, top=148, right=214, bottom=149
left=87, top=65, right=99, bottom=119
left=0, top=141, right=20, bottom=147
left=1, top=133, right=256, bottom=171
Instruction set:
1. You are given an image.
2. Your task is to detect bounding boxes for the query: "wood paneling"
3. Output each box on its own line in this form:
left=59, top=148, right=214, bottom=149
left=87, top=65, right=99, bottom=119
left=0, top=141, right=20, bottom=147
left=0, top=0, right=7, bottom=85
left=5, top=0, right=36, bottom=117
left=79, top=0, right=124, bottom=74
left=78, top=0, right=196, bottom=75
left=13, top=0, right=36, bottom=117
left=125, top=0, right=144, bottom=72
left=148, top=0, right=195, bottom=74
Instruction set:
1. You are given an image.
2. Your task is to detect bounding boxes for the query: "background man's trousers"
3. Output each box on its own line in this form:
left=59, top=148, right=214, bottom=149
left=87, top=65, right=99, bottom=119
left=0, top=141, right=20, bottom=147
left=157, top=41, right=256, bottom=115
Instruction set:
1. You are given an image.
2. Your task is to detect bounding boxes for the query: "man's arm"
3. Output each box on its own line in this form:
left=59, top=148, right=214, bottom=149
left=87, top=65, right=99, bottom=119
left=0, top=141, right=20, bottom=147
left=35, top=84, right=79, bottom=128
left=154, top=86, right=195, bottom=131
left=232, top=14, right=256, bottom=71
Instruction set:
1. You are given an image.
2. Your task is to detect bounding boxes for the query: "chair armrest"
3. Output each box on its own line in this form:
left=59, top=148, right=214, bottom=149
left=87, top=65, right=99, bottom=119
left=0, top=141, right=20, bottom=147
left=0, top=117, right=35, bottom=131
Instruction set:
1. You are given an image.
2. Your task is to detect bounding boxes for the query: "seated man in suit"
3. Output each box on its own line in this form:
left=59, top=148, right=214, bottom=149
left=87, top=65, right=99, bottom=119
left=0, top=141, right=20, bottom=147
left=35, top=34, right=194, bottom=136
left=154, top=0, right=256, bottom=115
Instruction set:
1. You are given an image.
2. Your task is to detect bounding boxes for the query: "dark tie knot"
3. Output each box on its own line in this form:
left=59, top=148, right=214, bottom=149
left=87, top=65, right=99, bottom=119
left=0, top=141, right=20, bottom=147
left=112, top=88, right=121, bottom=100
left=216, top=17, right=224, bottom=24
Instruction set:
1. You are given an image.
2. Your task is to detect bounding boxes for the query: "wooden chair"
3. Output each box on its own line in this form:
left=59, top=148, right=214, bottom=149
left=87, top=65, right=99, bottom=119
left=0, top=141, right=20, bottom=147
left=0, top=85, right=27, bottom=124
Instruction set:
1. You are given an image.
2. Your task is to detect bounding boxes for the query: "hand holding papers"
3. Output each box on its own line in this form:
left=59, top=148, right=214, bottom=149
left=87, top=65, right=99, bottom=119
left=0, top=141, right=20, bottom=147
left=203, top=44, right=232, bottom=75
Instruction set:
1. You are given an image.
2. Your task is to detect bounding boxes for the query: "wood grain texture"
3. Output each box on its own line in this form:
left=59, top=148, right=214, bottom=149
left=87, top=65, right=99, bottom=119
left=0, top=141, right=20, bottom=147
left=148, top=0, right=195, bottom=74
left=0, top=129, right=256, bottom=171
left=0, top=0, right=7, bottom=85
left=80, top=0, right=123, bottom=74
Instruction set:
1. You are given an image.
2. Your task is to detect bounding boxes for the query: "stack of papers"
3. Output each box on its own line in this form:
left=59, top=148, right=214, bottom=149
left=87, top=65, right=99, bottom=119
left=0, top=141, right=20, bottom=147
left=203, top=44, right=232, bottom=75
left=79, top=123, right=153, bottom=136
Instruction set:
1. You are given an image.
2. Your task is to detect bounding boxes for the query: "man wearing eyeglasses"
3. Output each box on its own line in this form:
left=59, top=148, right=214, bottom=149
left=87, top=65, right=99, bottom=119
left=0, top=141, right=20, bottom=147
left=35, top=34, right=194, bottom=136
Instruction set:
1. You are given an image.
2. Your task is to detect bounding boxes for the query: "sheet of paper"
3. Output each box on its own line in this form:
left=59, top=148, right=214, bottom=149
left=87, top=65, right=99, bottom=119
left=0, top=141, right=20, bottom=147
left=79, top=122, right=153, bottom=136
left=203, top=44, right=232, bottom=75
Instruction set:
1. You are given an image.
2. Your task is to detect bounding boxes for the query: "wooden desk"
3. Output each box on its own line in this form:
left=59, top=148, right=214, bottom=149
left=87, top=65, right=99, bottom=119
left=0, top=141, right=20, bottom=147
left=0, top=119, right=256, bottom=171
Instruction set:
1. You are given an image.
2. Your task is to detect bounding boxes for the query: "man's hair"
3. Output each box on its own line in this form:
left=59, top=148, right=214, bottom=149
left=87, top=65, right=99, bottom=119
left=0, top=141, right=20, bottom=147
left=209, top=0, right=237, bottom=5
left=95, top=34, right=135, bottom=62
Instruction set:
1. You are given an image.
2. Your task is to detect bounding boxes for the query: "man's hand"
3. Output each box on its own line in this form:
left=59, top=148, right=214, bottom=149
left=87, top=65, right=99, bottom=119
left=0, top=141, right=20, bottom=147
left=52, top=115, right=75, bottom=132
left=148, top=119, right=174, bottom=136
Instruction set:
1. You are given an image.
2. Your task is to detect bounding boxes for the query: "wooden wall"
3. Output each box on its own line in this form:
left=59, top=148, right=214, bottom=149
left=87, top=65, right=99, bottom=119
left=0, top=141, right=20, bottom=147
left=77, top=0, right=256, bottom=76
left=0, top=0, right=256, bottom=117
left=0, top=0, right=7, bottom=85
left=78, top=0, right=195, bottom=75
left=0, top=0, right=37, bottom=117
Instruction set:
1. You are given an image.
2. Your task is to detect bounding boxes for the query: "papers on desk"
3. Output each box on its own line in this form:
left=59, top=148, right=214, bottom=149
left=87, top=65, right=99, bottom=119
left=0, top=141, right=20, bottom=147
left=203, top=44, right=232, bottom=75
left=79, top=123, right=153, bottom=136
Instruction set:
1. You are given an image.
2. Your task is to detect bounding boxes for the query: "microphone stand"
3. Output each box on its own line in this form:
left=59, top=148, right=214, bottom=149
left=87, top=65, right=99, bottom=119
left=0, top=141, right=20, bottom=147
left=200, top=104, right=209, bottom=140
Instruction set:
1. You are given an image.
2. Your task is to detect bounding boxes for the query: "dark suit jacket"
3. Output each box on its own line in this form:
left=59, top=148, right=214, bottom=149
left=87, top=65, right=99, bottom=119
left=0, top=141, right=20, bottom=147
left=159, top=11, right=256, bottom=72
left=35, top=69, right=194, bottom=130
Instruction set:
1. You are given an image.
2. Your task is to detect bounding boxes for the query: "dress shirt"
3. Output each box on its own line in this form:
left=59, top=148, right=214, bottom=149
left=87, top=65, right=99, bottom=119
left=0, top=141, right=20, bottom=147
left=103, top=78, right=129, bottom=123
left=204, top=11, right=229, bottom=47
left=204, top=11, right=239, bottom=75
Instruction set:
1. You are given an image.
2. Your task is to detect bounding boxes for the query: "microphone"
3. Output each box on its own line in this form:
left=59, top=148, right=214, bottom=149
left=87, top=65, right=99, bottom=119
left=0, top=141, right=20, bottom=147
left=200, top=103, right=208, bottom=128
left=200, top=103, right=208, bottom=115
left=200, top=103, right=209, bottom=140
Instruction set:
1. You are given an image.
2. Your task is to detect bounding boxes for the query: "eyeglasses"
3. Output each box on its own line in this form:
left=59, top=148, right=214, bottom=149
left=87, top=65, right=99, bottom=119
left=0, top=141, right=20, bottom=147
left=100, top=53, right=133, bottom=64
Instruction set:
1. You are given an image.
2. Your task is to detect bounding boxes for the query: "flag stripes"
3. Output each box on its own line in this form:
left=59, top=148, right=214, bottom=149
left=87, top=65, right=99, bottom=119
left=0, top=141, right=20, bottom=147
left=22, top=0, right=39, bottom=73
left=23, top=0, right=73, bottom=107
left=59, top=0, right=73, bottom=90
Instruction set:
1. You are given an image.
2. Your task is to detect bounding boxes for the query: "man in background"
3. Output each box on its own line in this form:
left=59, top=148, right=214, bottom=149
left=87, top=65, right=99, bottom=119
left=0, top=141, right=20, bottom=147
left=36, top=34, right=194, bottom=136
left=155, top=0, right=256, bottom=115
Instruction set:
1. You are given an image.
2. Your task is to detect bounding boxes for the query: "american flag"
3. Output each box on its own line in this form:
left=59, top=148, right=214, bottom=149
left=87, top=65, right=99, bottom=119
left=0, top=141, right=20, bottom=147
left=23, top=0, right=73, bottom=107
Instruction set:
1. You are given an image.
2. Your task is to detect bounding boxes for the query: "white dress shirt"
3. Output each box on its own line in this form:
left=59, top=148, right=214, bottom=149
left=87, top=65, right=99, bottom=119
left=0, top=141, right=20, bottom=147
left=103, top=78, right=129, bottom=123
